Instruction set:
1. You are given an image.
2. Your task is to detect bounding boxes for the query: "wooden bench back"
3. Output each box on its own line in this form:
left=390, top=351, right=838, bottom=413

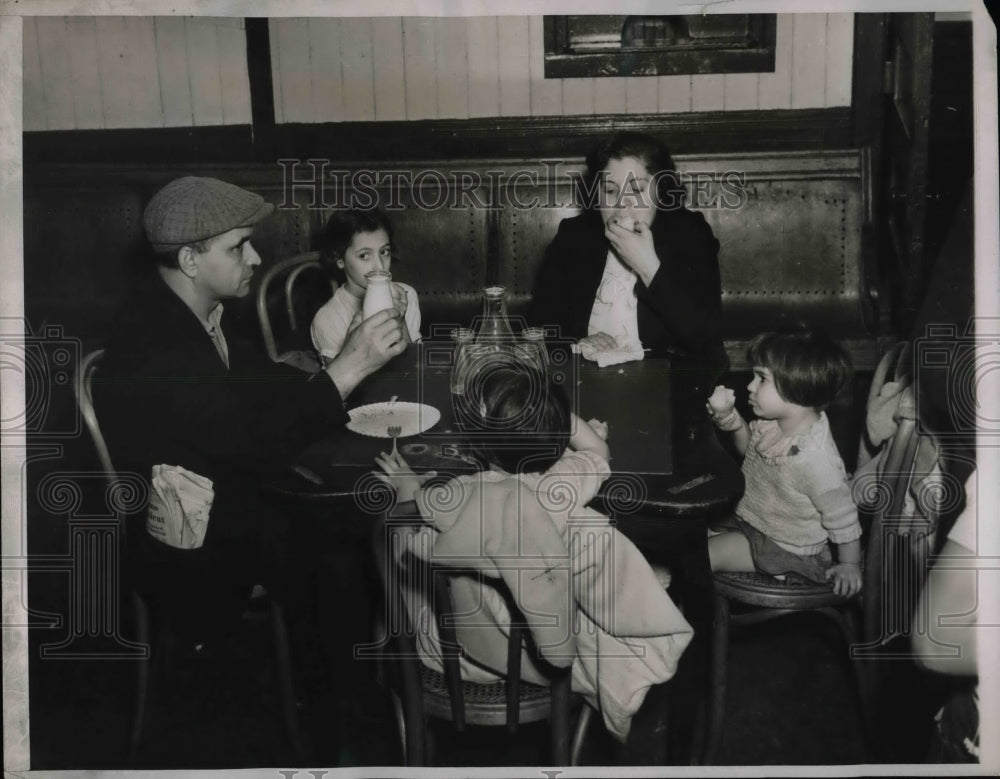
left=25, top=149, right=876, bottom=366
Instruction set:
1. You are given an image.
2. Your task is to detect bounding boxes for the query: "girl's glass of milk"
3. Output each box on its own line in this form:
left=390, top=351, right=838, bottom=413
left=362, top=270, right=394, bottom=319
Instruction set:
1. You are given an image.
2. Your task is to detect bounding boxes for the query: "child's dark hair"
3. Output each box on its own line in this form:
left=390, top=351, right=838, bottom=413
left=466, top=366, right=571, bottom=475
left=319, top=208, right=394, bottom=281
left=747, top=325, right=853, bottom=409
left=585, top=131, right=684, bottom=210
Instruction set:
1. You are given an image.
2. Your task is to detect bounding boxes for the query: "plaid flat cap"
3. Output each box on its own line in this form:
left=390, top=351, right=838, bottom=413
left=143, top=176, right=275, bottom=250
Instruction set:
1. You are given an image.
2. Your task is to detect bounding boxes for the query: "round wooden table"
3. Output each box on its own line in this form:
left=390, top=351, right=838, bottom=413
left=267, top=342, right=743, bottom=764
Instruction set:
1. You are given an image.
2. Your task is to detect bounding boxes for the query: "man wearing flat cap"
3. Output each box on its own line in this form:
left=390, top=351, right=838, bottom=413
left=95, top=176, right=406, bottom=650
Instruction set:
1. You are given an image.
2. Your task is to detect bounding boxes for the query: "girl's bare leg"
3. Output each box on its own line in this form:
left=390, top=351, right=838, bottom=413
left=707, top=531, right=755, bottom=573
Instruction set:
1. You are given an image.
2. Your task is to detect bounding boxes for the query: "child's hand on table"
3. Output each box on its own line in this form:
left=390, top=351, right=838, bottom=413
left=825, top=562, right=862, bottom=598
left=373, top=450, right=437, bottom=504
left=586, top=418, right=609, bottom=441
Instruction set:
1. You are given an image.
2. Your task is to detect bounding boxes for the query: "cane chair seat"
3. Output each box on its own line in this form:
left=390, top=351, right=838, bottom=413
left=371, top=515, right=593, bottom=766
left=418, top=663, right=554, bottom=726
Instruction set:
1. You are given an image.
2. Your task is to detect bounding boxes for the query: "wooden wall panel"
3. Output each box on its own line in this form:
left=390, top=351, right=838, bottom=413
left=562, top=77, right=595, bottom=116
left=22, top=18, right=46, bottom=131
left=402, top=17, right=437, bottom=120
left=497, top=16, right=531, bottom=117
left=341, top=18, right=376, bottom=121
left=692, top=74, right=725, bottom=112
left=186, top=18, right=225, bottom=125
left=36, top=18, right=76, bottom=130
left=372, top=18, right=406, bottom=121
left=757, top=13, right=794, bottom=110
left=466, top=16, right=499, bottom=119
left=528, top=16, right=561, bottom=116
left=593, top=77, right=628, bottom=114
left=658, top=75, right=692, bottom=113
left=66, top=17, right=103, bottom=129
left=825, top=13, right=855, bottom=108
left=23, top=14, right=852, bottom=131
left=791, top=14, right=828, bottom=109
left=218, top=32, right=251, bottom=126
left=26, top=16, right=251, bottom=130
left=154, top=17, right=194, bottom=127
left=271, top=14, right=852, bottom=122
left=272, top=18, right=312, bottom=123
left=308, top=19, right=345, bottom=124
left=724, top=73, right=759, bottom=111
left=436, top=17, right=469, bottom=119
left=626, top=77, right=659, bottom=115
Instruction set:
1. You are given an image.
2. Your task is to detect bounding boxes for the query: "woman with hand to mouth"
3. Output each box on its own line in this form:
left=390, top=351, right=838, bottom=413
left=530, top=131, right=729, bottom=422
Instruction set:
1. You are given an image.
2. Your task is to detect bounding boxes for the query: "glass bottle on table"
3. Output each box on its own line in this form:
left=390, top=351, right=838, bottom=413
left=520, top=327, right=549, bottom=376
left=450, top=327, right=474, bottom=396
left=450, top=327, right=476, bottom=429
left=475, top=286, right=515, bottom=354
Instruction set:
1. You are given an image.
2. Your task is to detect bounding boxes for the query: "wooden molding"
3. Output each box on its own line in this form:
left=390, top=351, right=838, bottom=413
left=24, top=108, right=852, bottom=167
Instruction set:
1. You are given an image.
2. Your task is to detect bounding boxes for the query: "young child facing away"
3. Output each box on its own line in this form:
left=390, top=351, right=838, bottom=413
left=310, top=209, right=422, bottom=365
left=373, top=367, right=693, bottom=742
left=705, top=326, right=863, bottom=596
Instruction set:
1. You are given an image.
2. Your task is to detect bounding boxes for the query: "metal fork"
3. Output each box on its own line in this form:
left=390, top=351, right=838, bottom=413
left=387, top=425, right=401, bottom=457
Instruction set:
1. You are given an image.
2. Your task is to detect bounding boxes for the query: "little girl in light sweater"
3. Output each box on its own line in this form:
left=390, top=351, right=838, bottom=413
left=706, top=326, right=862, bottom=596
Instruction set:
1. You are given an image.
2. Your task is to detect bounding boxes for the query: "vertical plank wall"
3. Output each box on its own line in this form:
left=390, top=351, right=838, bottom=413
left=24, top=14, right=852, bottom=131
left=271, top=14, right=853, bottom=122
left=23, top=16, right=251, bottom=131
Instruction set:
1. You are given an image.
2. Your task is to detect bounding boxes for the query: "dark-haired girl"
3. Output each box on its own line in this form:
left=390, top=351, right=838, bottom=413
left=706, top=326, right=862, bottom=596
left=310, top=209, right=421, bottom=363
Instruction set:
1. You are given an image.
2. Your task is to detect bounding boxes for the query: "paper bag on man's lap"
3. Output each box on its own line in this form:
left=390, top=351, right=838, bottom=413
left=146, top=464, right=214, bottom=549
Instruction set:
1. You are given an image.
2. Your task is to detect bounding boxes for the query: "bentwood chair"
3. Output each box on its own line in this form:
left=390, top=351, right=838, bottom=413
left=255, top=251, right=332, bottom=374
left=75, top=349, right=305, bottom=763
left=703, top=342, right=940, bottom=764
left=369, top=515, right=594, bottom=766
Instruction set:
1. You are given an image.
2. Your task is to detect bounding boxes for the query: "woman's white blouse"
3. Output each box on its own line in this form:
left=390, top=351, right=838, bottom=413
left=587, top=250, right=642, bottom=351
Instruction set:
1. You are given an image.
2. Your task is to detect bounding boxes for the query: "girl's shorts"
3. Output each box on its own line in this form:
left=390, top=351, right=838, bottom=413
left=711, top=514, right=833, bottom=585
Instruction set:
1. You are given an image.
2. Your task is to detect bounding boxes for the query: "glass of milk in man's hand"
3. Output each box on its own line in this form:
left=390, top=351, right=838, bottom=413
left=363, top=270, right=395, bottom=319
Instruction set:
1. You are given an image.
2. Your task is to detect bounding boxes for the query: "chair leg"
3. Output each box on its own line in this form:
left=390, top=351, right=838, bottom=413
left=269, top=601, right=307, bottom=764
left=550, top=674, right=571, bottom=765
left=702, top=593, right=730, bottom=765
left=841, top=602, right=877, bottom=758
left=404, top=699, right=426, bottom=766
left=570, top=703, right=595, bottom=766
left=128, top=592, right=152, bottom=761
left=389, top=690, right=408, bottom=764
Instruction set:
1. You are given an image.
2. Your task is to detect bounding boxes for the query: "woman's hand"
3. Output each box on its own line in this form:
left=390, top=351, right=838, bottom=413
left=373, top=450, right=437, bottom=504
left=578, top=332, right=618, bottom=352
left=605, top=218, right=660, bottom=287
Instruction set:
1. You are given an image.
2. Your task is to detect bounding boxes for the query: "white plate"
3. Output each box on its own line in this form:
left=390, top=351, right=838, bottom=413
left=346, top=401, right=441, bottom=438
